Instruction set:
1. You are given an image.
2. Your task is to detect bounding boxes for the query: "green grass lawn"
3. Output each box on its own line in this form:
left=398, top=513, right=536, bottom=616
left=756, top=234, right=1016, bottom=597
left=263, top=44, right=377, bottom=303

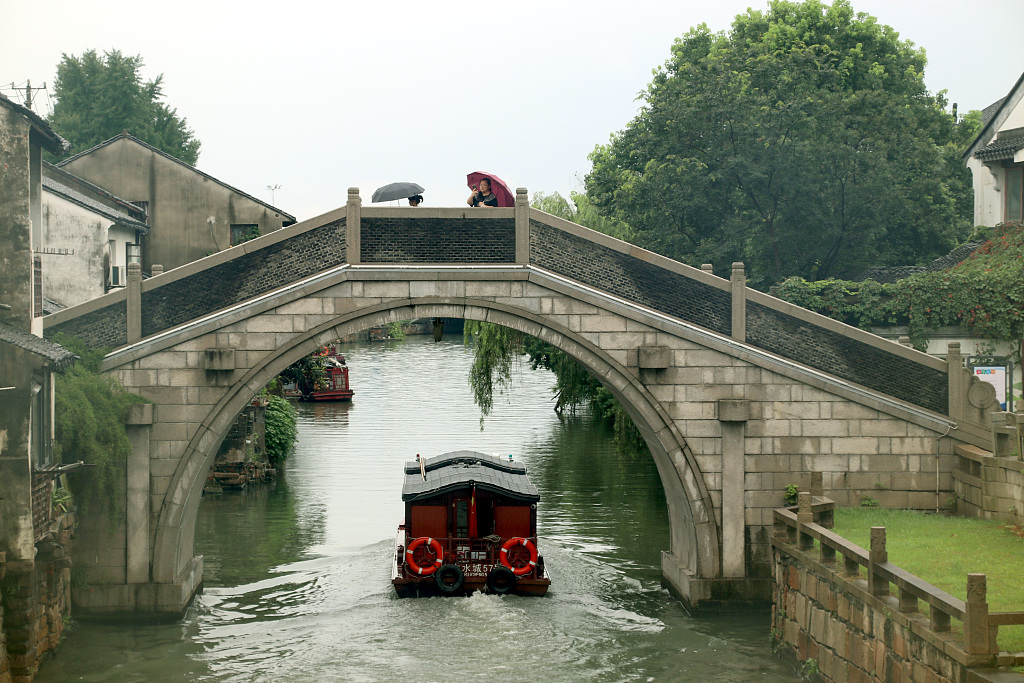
left=831, top=507, right=1024, bottom=654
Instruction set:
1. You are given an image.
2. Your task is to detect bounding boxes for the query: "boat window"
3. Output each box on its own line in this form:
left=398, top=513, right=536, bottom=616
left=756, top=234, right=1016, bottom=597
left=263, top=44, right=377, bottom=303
left=455, top=500, right=469, bottom=537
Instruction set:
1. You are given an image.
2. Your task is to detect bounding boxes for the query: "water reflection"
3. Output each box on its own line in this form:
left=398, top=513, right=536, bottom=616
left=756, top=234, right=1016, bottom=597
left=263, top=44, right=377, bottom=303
left=38, top=335, right=794, bottom=682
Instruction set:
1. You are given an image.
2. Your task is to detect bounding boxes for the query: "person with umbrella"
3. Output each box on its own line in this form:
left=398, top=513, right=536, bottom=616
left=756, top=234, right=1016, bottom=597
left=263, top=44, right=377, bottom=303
left=467, top=177, right=499, bottom=207
left=408, top=194, right=423, bottom=207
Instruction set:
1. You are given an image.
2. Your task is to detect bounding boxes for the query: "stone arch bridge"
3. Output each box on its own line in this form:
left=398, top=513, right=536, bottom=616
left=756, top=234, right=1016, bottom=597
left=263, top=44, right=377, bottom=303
left=45, top=188, right=997, bottom=618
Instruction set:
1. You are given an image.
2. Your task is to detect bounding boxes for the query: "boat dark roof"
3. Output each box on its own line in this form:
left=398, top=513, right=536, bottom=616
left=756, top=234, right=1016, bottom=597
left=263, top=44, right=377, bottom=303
left=402, top=451, right=540, bottom=502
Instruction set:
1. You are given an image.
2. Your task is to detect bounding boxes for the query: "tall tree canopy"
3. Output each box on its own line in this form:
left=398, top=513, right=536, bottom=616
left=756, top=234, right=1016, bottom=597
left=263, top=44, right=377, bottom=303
left=49, top=49, right=201, bottom=165
left=585, top=0, right=975, bottom=288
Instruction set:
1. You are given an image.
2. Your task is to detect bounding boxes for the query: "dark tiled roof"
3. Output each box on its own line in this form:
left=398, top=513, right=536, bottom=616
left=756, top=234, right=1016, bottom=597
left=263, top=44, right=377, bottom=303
left=57, top=133, right=295, bottom=220
left=854, top=239, right=986, bottom=284
left=43, top=176, right=150, bottom=233
left=981, top=97, right=1007, bottom=126
left=974, top=135, right=1024, bottom=161
left=42, top=298, right=66, bottom=316
left=0, top=93, right=69, bottom=154
left=0, top=322, right=77, bottom=371
left=402, top=451, right=539, bottom=502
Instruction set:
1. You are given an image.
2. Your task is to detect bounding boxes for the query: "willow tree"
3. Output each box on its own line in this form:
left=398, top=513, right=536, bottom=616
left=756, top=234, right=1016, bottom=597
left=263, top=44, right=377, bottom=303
left=586, top=0, right=974, bottom=287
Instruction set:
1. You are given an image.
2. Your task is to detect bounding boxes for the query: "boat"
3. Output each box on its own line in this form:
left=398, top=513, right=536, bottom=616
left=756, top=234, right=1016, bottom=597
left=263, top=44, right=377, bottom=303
left=392, top=451, right=551, bottom=597
left=299, top=345, right=353, bottom=402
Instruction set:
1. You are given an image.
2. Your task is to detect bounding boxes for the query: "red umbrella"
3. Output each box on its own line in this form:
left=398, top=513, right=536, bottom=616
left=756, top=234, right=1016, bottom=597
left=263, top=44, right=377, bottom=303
left=467, top=171, right=514, bottom=207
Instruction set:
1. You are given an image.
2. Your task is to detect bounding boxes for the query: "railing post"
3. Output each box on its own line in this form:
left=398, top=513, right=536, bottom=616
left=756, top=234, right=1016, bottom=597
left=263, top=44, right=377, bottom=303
left=346, top=187, right=361, bottom=265
left=809, top=471, right=823, bottom=498
left=731, top=262, right=746, bottom=343
left=797, top=491, right=813, bottom=550
left=700, top=263, right=714, bottom=274
left=898, top=587, right=918, bottom=613
left=964, top=573, right=991, bottom=656
left=127, top=262, right=142, bottom=343
left=515, top=187, right=530, bottom=265
left=151, top=264, right=163, bottom=276
left=869, top=526, right=889, bottom=596
left=947, top=342, right=964, bottom=422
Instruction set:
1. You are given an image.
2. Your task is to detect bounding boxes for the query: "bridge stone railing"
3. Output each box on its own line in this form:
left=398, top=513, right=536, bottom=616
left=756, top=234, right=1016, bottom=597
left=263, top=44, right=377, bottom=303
left=44, top=186, right=1001, bottom=435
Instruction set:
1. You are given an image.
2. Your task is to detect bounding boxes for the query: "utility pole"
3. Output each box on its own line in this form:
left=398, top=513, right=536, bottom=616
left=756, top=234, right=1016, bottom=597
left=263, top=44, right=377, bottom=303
left=267, top=184, right=281, bottom=205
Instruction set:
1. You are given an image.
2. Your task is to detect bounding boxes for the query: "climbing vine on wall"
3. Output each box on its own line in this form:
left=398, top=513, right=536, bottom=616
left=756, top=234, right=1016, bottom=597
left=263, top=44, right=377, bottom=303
left=775, top=222, right=1024, bottom=353
left=51, top=334, right=148, bottom=527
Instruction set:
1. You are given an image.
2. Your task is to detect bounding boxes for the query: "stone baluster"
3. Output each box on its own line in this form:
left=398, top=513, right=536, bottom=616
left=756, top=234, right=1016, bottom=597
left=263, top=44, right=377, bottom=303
left=797, top=491, right=814, bottom=550
left=868, top=526, right=889, bottom=596
left=947, top=342, right=964, bottom=422
left=515, top=187, right=530, bottom=265
left=964, top=573, right=991, bottom=656
left=731, top=262, right=746, bottom=343
left=151, top=264, right=163, bottom=276
left=700, top=263, right=714, bottom=274
left=127, top=262, right=142, bottom=343
left=346, top=187, right=361, bottom=265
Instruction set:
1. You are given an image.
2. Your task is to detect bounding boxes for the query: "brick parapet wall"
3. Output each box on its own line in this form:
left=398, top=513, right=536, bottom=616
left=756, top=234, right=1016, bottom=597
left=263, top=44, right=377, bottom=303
left=746, top=302, right=949, bottom=415
left=529, top=219, right=733, bottom=335
left=360, top=216, right=514, bottom=263
left=46, top=218, right=346, bottom=348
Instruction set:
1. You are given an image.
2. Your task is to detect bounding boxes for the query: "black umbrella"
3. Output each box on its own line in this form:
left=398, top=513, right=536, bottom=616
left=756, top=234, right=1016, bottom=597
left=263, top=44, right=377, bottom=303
left=371, top=182, right=425, bottom=203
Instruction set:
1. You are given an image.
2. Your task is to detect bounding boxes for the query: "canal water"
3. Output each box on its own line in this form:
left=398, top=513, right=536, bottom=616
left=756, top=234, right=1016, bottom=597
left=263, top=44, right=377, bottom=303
left=38, top=334, right=796, bottom=682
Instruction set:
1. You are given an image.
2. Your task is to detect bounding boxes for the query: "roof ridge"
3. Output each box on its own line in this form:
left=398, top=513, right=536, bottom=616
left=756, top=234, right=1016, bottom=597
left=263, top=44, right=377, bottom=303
left=57, top=132, right=295, bottom=219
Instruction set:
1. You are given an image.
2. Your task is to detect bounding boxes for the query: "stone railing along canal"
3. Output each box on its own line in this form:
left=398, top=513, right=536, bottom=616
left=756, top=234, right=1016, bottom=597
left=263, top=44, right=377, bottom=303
left=771, top=483, right=1024, bottom=682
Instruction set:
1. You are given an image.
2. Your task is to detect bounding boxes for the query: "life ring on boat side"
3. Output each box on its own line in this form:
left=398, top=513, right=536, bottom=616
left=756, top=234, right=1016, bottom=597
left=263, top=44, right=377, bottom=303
left=405, top=537, right=444, bottom=576
left=500, top=537, right=538, bottom=577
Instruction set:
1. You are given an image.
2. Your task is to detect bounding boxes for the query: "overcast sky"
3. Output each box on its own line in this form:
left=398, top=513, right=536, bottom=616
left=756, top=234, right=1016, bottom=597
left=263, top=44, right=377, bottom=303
left=4, top=0, right=1022, bottom=221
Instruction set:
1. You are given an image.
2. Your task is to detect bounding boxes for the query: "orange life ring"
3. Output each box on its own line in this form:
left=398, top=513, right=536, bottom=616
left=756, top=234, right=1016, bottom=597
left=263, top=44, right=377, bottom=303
left=500, top=537, right=538, bottom=577
left=405, top=537, right=444, bottom=576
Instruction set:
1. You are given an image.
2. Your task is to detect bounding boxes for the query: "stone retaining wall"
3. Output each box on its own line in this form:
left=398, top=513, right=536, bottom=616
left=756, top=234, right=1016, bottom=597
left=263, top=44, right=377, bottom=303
left=772, top=498, right=1024, bottom=683
left=0, top=512, right=74, bottom=683
left=954, top=444, right=1024, bottom=523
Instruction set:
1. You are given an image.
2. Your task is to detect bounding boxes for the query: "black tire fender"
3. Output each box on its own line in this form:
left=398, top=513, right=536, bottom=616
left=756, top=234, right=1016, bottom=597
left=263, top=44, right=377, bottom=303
left=434, top=564, right=465, bottom=594
left=485, top=566, right=516, bottom=595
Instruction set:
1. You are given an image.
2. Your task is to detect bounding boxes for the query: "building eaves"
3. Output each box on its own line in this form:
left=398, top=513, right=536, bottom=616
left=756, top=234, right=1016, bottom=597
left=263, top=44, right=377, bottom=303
left=43, top=176, right=150, bottom=234
left=974, top=135, right=1024, bottom=162
left=0, top=322, right=77, bottom=372
left=963, top=70, right=1024, bottom=161
left=56, top=133, right=296, bottom=220
left=43, top=161, right=148, bottom=223
left=0, top=93, right=69, bottom=155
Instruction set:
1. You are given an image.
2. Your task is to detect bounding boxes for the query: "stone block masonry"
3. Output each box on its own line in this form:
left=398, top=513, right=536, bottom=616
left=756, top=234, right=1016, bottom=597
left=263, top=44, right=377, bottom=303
left=772, top=502, right=1024, bottom=683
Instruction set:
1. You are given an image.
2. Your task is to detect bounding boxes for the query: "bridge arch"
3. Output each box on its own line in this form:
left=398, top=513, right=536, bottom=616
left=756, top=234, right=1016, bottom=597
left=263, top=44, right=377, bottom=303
left=152, top=297, right=720, bottom=596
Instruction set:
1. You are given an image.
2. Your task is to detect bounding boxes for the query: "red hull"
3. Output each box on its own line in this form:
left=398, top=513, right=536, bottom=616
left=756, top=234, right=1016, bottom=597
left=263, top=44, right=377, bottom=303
left=301, top=389, right=354, bottom=402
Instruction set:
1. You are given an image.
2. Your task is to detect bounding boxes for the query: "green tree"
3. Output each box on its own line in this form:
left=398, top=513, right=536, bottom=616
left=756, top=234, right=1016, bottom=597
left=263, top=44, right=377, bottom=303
left=586, top=0, right=973, bottom=288
left=49, top=49, right=201, bottom=164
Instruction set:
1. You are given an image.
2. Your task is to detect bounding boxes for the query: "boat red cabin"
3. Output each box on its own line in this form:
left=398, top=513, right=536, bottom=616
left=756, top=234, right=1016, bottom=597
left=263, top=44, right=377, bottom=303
left=392, top=451, right=551, bottom=597
left=300, top=345, right=353, bottom=402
